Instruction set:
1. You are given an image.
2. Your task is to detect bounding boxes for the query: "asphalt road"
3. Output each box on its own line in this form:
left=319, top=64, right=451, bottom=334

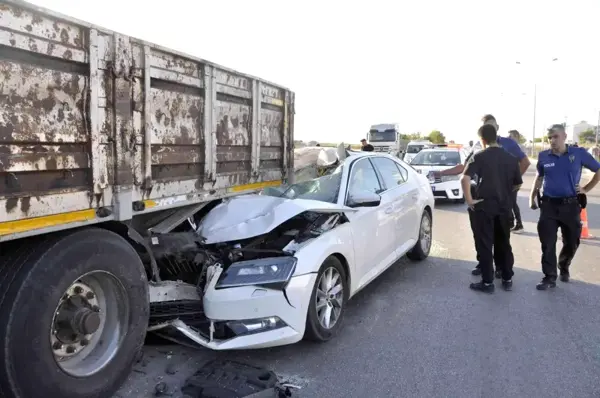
left=117, top=168, right=600, bottom=398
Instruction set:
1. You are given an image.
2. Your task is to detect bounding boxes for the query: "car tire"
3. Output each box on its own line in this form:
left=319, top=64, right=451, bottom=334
left=0, top=228, right=149, bottom=398
left=407, top=211, right=432, bottom=261
left=304, top=256, right=349, bottom=342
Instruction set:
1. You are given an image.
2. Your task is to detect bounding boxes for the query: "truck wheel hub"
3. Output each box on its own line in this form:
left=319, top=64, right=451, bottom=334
left=51, top=281, right=101, bottom=359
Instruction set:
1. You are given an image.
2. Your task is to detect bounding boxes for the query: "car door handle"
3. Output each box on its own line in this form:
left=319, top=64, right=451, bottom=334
left=384, top=206, right=393, bottom=214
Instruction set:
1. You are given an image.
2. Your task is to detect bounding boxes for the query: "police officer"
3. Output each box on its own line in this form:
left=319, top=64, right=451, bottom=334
left=530, top=124, right=600, bottom=290
left=438, top=114, right=531, bottom=277
left=462, top=124, right=523, bottom=293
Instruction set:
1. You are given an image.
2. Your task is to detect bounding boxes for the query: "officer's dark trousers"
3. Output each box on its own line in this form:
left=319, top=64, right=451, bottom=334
left=509, top=189, right=522, bottom=226
left=471, top=207, right=514, bottom=283
left=470, top=208, right=500, bottom=271
left=537, top=199, right=581, bottom=280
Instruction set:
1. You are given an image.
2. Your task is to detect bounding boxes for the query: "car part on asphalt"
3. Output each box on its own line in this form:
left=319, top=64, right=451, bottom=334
left=0, top=228, right=149, bottom=398
left=180, top=359, right=297, bottom=398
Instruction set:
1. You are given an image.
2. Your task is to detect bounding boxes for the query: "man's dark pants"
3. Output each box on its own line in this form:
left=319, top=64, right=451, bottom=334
left=509, top=189, right=522, bottom=227
left=537, top=198, right=581, bottom=280
left=470, top=208, right=500, bottom=272
left=471, top=207, right=514, bottom=283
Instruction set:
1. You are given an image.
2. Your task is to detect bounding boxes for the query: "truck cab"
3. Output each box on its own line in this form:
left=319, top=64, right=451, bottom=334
left=367, top=123, right=401, bottom=155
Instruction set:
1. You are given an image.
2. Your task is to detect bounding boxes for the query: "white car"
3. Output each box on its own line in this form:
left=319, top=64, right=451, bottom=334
left=409, top=146, right=468, bottom=203
left=162, top=153, right=435, bottom=350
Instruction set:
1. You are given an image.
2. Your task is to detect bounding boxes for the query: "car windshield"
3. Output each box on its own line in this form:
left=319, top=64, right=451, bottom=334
left=278, top=164, right=343, bottom=203
left=410, top=150, right=461, bottom=166
left=368, top=131, right=396, bottom=142
left=406, top=145, right=425, bottom=154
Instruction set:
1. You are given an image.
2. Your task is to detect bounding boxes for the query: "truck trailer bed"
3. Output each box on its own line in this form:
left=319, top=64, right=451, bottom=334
left=0, top=0, right=295, bottom=241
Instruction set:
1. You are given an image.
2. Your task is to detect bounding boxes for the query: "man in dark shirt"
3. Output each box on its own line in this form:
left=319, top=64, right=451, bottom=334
left=461, top=124, right=523, bottom=293
left=530, top=124, right=600, bottom=290
left=360, top=139, right=374, bottom=152
left=438, top=114, right=530, bottom=277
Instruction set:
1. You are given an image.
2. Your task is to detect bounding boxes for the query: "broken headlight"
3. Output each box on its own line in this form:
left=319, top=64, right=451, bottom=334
left=215, top=257, right=297, bottom=289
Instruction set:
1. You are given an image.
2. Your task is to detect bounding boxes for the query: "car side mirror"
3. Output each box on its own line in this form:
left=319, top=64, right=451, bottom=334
left=347, top=191, right=381, bottom=208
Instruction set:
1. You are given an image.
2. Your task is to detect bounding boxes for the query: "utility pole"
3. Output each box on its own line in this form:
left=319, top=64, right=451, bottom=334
left=532, top=83, right=537, bottom=157
left=515, top=58, right=558, bottom=157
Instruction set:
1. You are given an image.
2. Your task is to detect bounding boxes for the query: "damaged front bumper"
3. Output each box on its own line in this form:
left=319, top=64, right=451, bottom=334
left=150, top=265, right=317, bottom=350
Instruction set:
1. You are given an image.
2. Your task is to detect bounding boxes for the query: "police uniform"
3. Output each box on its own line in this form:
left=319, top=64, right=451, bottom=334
left=469, top=136, right=526, bottom=277
left=535, top=144, right=600, bottom=289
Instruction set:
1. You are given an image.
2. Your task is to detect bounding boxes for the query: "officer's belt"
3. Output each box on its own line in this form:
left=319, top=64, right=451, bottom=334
left=541, top=196, right=578, bottom=205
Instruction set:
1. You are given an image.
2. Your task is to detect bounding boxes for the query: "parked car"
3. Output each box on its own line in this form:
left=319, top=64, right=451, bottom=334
left=409, top=146, right=467, bottom=203
left=153, top=152, right=435, bottom=349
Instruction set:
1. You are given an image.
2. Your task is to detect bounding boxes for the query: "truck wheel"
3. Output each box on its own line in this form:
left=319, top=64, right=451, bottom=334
left=0, top=228, right=149, bottom=398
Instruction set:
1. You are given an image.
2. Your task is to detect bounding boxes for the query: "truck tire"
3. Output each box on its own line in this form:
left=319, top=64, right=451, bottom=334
left=0, top=228, right=149, bottom=398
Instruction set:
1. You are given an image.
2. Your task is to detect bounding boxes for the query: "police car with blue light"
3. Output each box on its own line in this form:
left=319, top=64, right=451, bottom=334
left=409, top=145, right=469, bottom=203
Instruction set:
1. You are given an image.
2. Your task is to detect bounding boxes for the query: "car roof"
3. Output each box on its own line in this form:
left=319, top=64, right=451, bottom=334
left=419, top=147, right=460, bottom=152
left=345, top=152, right=400, bottom=162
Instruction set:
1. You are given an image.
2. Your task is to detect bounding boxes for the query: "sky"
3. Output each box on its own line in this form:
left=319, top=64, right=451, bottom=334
left=29, top=0, right=600, bottom=144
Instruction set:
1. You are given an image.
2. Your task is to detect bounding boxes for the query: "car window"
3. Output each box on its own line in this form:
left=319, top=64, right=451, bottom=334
left=371, top=157, right=406, bottom=190
left=396, top=162, right=408, bottom=182
left=278, top=165, right=343, bottom=203
left=347, top=158, right=382, bottom=198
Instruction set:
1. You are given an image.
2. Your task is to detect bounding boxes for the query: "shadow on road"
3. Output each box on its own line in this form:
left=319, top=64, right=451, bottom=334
left=123, top=254, right=600, bottom=398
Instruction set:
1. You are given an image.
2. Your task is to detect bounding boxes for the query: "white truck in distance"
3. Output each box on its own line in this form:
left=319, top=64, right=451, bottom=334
left=367, top=123, right=402, bottom=155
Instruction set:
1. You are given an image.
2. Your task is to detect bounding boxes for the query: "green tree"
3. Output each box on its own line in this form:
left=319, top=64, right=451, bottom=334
left=407, top=132, right=423, bottom=140
left=427, top=130, right=446, bottom=144
left=579, top=129, right=595, bottom=143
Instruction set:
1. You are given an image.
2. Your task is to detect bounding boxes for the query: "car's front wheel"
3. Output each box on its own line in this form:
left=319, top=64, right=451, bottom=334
left=407, top=210, right=432, bottom=261
left=304, top=256, right=349, bottom=342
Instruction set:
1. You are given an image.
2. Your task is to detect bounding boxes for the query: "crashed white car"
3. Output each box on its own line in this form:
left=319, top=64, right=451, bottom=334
left=149, top=152, right=434, bottom=350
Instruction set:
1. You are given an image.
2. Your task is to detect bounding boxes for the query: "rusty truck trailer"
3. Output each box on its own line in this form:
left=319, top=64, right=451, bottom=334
left=0, top=0, right=294, bottom=241
left=0, top=1, right=294, bottom=397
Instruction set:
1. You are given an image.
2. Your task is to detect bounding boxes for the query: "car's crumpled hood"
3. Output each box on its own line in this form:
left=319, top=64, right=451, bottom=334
left=197, top=194, right=357, bottom=244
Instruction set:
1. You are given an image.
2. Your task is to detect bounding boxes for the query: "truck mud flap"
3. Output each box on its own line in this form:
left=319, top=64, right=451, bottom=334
left=181, top=359, right=292, bottom=397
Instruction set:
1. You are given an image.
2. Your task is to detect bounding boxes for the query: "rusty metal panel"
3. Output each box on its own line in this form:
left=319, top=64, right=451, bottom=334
left=0, top=0, right=295, bottom=235
left=258, top=84, right=285, bottom=180
left=0, top=2, right=86, bottom=63
left=214, top=68, right=253, bottom=186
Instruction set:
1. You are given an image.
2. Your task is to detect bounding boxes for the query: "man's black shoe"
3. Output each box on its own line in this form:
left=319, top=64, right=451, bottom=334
left=470, top=282, right=495, bottom=293
left=471, top=267, right=482, bottom=276
left=536, top=278, right=556, bottom=290
left=559, top=274, right=570, bottom=283
left=495, top=269, right=502, bottom=279
left=501, top=280, right=513, bottom=291
left=511, top=224, right=524, bottom=233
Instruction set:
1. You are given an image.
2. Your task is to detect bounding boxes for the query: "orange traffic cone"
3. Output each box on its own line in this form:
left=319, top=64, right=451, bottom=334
left=581, top=208, right=592, bottom=239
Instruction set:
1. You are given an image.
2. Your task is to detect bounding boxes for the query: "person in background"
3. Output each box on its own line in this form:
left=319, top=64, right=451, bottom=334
left=529, top=124, right=600, bottom=290
left=360, top=138, right=374, bottom=152
left=507, top=130, right=525, bottom=232
left=468, top=140, right=474, bottom=150
left=437, top=114, right=531, bottom=277
left=461, top=124, right=522, bottom=293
